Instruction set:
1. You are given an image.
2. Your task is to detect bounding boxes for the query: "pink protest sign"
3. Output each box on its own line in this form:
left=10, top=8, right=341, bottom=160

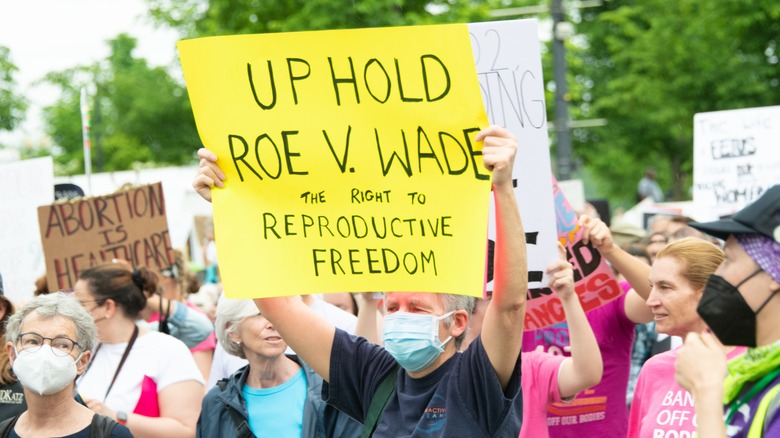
left=523, top=177, right=622, bottom=331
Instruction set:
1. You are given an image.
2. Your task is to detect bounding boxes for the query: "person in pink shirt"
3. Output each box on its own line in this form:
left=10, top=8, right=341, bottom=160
left=523, top=215, right=656, bottom=438
left=520, top=243, right=603, bottom=438
left=628, top=237, right=745, bottom=437
left=675, top=186, right=780, bottom=438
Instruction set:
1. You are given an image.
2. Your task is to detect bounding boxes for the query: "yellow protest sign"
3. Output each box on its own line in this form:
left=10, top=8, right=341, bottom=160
left=178, top=24, right=490, bottom=298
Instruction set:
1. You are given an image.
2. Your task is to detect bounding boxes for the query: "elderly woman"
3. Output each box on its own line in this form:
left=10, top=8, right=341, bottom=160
left=676, top=185, right=780, bottom=438
left=627, top=237, right=746, bottom=437
left=0, top=292, right=132, bottom=436
left=197, top=296, right=360, bottom=438
left=74, top=263, right=204, bottom=438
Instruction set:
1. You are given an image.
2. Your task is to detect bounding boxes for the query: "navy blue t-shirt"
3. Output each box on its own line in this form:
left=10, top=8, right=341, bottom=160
left=10, top=422, right=132, bottom=438
left=323, top=329, right=523, bottom=437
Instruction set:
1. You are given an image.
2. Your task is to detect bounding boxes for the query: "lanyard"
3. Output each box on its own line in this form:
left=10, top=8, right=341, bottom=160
left=158, top=296, right=172, bottom=335
left=725, top=367, right=780, bottom=424
left=80, top=324, right=140, bottom=402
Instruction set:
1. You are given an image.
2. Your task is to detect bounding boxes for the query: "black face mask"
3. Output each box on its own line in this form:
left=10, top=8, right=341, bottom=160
left=697, top=269, right=770, bottom=348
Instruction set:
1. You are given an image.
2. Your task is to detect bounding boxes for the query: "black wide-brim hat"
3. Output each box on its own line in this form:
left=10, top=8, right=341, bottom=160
left=690, top=185, right=780, bottom=242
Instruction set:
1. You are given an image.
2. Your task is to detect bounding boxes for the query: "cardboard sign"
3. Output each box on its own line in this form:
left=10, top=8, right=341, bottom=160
left=693, top=106, right=780, bottom=220
left=469, top=20, right=559, bottom=291
left=523, top=177, right=622, bottom=330
left=179, top=25, right=492, bottom=298
left=37, top=182, right=175, bottom=291
left=0, top=157, right=53, bottom=302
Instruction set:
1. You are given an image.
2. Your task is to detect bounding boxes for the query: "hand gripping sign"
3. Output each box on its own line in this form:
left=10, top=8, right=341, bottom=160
left=179, top=25, right=494, bottom=298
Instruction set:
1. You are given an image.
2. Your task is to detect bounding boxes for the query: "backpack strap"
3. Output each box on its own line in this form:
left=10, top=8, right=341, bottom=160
left=0, top=415, right=19, bottom=438
left=361, top=365, right=399, bottom=438
left=231, top=411, right=253, bottom=438
left=89, top=413, right=118, bottom=437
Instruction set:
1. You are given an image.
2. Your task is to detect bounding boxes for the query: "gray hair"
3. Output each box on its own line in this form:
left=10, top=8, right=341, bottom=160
left=439, top=294, right=476, bottom=349
left=214, top=296, right=260, bottom=359
left=5, top=292, right=98, bottom=353
left=383, top=293, right=476, bottom=349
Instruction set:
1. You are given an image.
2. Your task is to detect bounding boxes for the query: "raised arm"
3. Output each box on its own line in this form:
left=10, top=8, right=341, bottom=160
left=354, top=293, right=382, bottom=346
left=476, top=126, right=527, bottom=390
left=549, top=243, right=603, bottom=398
left=578, top=215, right=653, bottom=324
left=192, top=153, right=336, bottom=382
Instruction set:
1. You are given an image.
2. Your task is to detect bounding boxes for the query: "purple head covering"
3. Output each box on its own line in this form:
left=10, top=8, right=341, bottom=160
left=736, top=233, right=780, bottom=283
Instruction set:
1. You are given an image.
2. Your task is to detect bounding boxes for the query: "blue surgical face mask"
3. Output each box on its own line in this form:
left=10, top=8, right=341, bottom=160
left=383, top=311, right=455, bottom=372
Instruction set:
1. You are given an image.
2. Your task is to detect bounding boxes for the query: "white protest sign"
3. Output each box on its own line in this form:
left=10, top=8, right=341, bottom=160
left=468, top=19, right=558, bottom=290
left=694, top=106, right=780, bottom=219
left=0, top=157, right=54, bottom=302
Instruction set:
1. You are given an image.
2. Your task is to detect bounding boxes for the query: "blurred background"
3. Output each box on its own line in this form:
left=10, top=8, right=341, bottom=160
left=2, top=0, right=778, bottom=206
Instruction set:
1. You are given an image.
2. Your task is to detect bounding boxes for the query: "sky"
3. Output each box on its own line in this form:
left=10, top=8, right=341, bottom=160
left=0, top=0, right=181, bottom=149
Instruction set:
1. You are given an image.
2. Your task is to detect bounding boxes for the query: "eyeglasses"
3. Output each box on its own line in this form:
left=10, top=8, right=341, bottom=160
left=78, top=299, right=103, bottom=311
left=17, top=333, right=82, bottom=357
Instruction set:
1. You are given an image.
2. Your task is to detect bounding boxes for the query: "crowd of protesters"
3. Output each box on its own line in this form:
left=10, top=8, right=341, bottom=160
left=0, top=123, right=777, bottom=437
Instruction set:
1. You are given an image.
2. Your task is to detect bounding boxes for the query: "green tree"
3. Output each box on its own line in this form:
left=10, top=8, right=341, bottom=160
left=41, top=34, right=200, bottom=173
left=575, top=0, right=780, bottom=204
left=0, top=46, right=28, bottom=136
left=146, top=0, right=497, bottom=36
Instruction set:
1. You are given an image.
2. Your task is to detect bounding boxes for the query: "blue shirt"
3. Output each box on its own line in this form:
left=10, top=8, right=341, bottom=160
left=243, top=368, right=307, bottom=437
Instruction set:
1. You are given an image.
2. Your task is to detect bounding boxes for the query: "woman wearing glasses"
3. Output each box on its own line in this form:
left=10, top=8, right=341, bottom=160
left=0, top=292, right=132, bottom=437
left=73, top=263, right=204, bottom=438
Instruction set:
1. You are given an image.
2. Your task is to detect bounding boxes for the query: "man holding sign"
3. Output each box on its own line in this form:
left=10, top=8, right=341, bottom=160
left=193, top=124, right=526, bottom=436
left=179, top=24, right=509, bottom=299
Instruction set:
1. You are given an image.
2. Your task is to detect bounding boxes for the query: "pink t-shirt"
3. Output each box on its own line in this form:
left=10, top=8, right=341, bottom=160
left=627, top=346, right=746, bottom=438
left=520, top=350, right=566, bottom=438
left=523, top=292, right=635, bottom=438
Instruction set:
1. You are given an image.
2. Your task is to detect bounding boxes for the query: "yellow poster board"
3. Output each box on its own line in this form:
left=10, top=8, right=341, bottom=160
left=178, top=24, right=491, bottom=298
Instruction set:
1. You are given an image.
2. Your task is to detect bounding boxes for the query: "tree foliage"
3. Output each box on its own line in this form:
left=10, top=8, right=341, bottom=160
left=575, top=0, right=780, bottom=203
left=0, top=46, right=28, bottom=136
left=41, top=34, right=200, bottom=173
left=37, top=0, right=509, bottom=175
left=146, top=0, right=497, bottom=36
left=35, top=0, right=779, bottom=199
